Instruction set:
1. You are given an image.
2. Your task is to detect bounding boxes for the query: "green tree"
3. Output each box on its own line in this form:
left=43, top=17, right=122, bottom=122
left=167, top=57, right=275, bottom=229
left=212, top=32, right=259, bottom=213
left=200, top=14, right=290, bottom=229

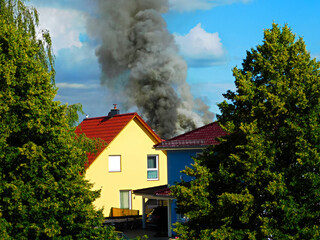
left=172, top=23, right=320, bottom=239
left=66, top=103, right=85, bottom=128
left=0, top=0, right=116, bottom=238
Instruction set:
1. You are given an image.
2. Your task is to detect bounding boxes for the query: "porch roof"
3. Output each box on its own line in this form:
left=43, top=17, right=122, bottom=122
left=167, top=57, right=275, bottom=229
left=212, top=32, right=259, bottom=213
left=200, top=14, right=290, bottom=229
left=133, top=185, right=174, bottom=200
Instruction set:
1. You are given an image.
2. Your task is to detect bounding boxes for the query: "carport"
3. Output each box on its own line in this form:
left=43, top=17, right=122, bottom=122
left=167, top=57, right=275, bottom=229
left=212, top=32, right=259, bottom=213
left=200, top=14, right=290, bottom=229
left=133, top=185, right=174, bottom=238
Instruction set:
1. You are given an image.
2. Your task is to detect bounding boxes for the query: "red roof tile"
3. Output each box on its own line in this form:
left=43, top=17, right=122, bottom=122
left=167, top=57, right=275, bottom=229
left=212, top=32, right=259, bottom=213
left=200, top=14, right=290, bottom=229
left=75, top=112, right=161, bottom=168
left=154, top=122, right=226, bottom=149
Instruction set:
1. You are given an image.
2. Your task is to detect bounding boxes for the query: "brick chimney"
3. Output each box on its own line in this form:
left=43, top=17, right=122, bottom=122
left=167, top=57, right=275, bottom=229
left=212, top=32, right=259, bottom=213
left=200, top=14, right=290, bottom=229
left=108, top=104, right=120, bottom=118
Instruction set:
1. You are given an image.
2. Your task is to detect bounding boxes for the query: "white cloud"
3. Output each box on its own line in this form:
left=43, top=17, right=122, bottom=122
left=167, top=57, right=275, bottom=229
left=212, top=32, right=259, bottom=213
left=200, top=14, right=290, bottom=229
left=35, top=7, right=86, bottom=54
left=174, top=23, right=226, bottom=67
left=169, top=0, right=251, bottom=12
left=56, top=82, right=99, bottom=89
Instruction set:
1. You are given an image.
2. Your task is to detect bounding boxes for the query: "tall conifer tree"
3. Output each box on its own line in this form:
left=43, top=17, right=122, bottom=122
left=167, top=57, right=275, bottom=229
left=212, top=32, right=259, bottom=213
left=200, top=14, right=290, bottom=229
left=0, top=1, right=115, bottom=238
left=172, top=23, right=320, bottom=239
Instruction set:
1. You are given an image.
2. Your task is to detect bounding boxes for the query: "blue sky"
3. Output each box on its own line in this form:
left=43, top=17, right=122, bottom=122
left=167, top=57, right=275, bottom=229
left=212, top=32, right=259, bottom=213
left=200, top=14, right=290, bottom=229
left=28, top=0, right=320, bottom=120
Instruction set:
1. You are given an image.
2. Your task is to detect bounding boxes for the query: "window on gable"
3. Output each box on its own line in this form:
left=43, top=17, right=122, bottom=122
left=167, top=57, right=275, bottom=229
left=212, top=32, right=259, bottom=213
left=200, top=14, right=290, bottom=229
left=109, top=155, right=121, bottom=172
left=147, top=155, right=158, bottom=180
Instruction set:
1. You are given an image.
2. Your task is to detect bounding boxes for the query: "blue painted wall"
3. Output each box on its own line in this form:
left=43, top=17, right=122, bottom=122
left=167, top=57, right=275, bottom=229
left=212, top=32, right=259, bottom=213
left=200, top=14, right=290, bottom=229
left=167, top=149, right=199, bottom=185
left=167, top=149, right=201, bottom=228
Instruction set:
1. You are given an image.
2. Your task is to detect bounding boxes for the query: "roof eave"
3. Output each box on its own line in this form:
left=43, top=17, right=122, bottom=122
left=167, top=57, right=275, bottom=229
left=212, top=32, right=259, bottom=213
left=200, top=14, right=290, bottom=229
left=133, top=114, right=162, bottom=143
left=154, top=146, right=207, bottom=151
left=133, top=193, right=174, bottom=200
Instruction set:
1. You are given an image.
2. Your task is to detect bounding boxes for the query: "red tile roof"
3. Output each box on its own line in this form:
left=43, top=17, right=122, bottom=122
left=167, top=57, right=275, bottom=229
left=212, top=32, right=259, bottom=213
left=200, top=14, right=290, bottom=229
left=154, top=122, right=227, bottom=149
left=75, top=112, right=161, bottom=169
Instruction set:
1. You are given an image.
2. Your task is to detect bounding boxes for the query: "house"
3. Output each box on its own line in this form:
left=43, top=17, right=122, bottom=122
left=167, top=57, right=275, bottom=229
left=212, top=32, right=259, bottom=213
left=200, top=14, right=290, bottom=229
left=134, top=122, right=226, bottom=237
left=155, top=121, right=227, bottom=186
left=75, top=106, right=167, bottom=217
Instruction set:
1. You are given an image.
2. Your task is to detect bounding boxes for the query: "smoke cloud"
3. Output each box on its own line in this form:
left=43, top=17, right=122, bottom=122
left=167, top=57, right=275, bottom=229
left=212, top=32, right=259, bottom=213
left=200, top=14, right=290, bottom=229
left=87, top=0, right=214, bottom=139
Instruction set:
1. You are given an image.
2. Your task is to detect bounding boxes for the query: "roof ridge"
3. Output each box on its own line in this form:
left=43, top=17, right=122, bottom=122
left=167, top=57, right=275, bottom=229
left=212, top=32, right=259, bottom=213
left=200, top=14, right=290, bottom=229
left=83, top=112, right=137, bottom=121
left=115, top=112, right=137, bottom=117
left=83, top=116, right=108, bottom=121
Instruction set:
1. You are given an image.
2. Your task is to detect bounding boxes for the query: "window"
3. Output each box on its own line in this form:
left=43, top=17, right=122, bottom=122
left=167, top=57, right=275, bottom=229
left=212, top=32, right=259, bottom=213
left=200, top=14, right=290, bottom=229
left=147, top=155, right=158, bottom=180
left=109, top=155, right=121, bottom=172
left=120, top=190, right=131, bottom=209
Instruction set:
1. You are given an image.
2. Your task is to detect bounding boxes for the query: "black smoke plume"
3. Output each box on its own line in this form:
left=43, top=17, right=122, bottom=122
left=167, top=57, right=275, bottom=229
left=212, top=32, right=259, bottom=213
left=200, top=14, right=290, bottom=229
left=87, top=0, right=214, bottom=139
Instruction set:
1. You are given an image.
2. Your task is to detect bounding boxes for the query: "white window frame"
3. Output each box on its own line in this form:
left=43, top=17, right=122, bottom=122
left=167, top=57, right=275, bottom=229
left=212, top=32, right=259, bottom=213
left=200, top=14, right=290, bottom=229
left=147, top=155, right=159, bottom=180
left=119, top=190, right=132, bottom=209
left=108, top=155, right=121, bottom=172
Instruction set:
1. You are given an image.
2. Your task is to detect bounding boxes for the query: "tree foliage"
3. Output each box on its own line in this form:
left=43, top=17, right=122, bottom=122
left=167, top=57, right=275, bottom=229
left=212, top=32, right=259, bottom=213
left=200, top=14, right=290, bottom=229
left=172, top=23, right=320, bottom=239
left=66, top=103, right=85, bottom=128
left=0, top=0, right=116, bottom=238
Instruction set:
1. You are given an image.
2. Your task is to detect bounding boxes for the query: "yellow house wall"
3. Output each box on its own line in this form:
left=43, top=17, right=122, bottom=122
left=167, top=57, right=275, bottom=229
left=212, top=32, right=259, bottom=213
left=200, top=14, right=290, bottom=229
left=85, top=118, right=167, bottom=216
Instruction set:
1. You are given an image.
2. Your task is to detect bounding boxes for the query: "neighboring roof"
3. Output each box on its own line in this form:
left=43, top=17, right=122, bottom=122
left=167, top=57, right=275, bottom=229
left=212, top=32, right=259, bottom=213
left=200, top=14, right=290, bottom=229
left=75, top=112, right=161, bottom=168
left=133, top=185, right=174, bottom=200
left=154, top=122, right=227, bottom=150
